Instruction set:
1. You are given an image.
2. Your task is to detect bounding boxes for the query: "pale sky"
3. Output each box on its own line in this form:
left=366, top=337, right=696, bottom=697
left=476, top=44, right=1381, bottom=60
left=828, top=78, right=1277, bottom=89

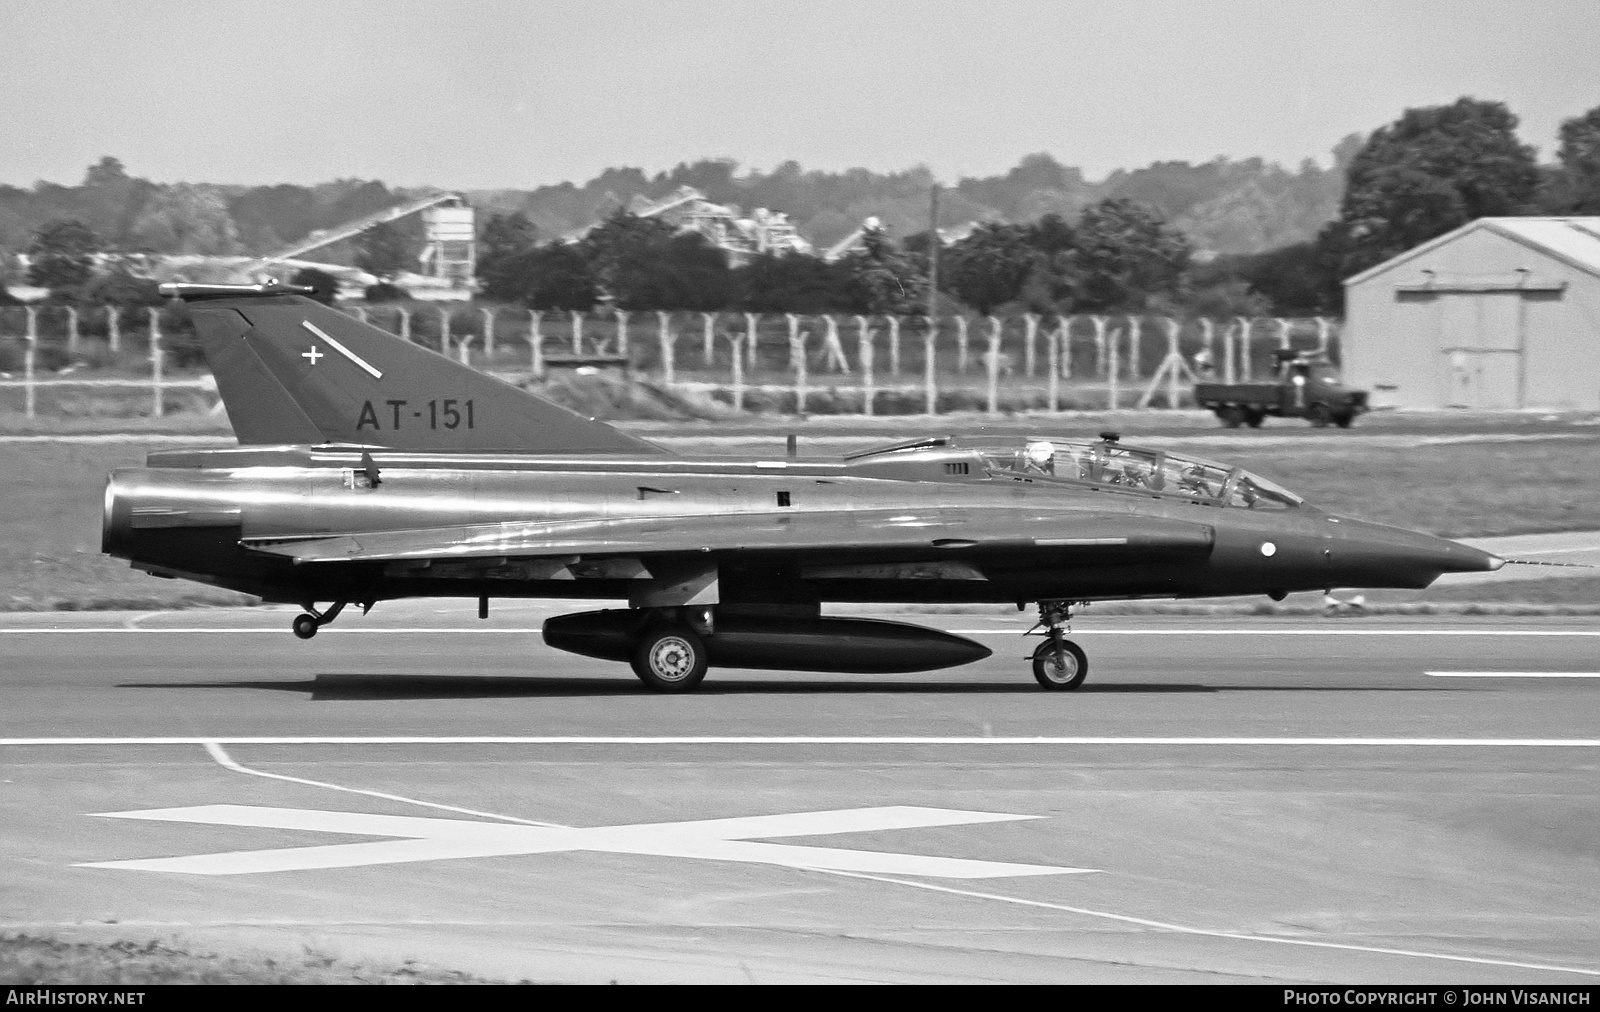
left=2, top=0, right=1597, bottom=190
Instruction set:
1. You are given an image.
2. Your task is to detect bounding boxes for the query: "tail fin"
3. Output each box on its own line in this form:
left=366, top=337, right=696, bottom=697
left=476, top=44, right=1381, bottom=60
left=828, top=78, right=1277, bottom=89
left=166, top=282, right=667, bottom=455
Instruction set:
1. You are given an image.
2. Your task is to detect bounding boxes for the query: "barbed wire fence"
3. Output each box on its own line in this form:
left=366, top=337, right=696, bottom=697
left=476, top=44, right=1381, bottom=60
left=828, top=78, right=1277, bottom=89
left=0, top=302, right=1341, bottom=419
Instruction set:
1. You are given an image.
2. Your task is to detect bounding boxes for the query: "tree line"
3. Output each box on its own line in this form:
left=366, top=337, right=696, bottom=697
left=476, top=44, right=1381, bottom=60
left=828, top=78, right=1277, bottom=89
left=6, top=97, right=1598, bottom=318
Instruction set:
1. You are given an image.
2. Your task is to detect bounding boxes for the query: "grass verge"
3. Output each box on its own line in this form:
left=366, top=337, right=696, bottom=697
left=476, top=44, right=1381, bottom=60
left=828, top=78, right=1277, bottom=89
left=0, top=933, right=520, bottom=985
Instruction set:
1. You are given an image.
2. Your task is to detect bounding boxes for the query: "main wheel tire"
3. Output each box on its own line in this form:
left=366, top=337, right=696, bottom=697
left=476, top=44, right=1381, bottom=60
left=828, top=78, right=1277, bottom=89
left=292, top=613, right=319, bottom=640
left=1032, top=638, right=1088, bottom=691
left=1334, top=411, right=1354, bottom=429
left=1217, top=406, right=1246, bottom=428
left=1245, top=409, right=1265, bottom=428
left=631, top=626, right=709, bottom=692
left=1308, top=403, right=1334, bottom=427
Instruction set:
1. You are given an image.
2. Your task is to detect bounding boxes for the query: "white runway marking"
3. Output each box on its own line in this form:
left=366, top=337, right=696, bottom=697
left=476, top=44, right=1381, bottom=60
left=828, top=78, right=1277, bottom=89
left=5, top=735, right=1598, bottom=747
left=1426, top=671, right=1600, bottom=678
left=201, top=741, right=562, bottom=827
left=78, top=803, right=1086, bottom=879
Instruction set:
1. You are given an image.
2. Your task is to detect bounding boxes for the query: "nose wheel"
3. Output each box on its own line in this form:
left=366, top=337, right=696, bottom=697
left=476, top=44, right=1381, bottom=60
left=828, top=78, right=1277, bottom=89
left=291, top=600, right=348, bottom=640
left=1032, top=637, right=1087, bottom=690
left=1029, top=600, right=1088, bottom=690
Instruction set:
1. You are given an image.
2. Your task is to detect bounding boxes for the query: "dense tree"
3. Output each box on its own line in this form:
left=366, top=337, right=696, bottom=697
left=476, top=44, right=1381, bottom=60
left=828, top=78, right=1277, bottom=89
left=83, top=156, right=128, bottom=188
left=838, top=227, right=927, bottom=315
left=734, top=252, right=854, bottom=314
left=83, top=268, right=164, bottom=307
left=579, top=212, right=734, bottom=310
left=130, top=183, right=239, bottom=256
left=354, top=221, right=412, bottom=278
left=492, top=243, right=598, bottom=311
left=26, top=219, right=102, bottom=290
left=1059, top=199, right=1192, bottom=312
left=1193, top=242, right=1339, bottom=316
left=941, top=223, right=1045, bottom=314
left=476, top=211, right=540, bottom=301
left=1541, top=105, right=1600, bottom=214
left=228, top=184, right=316, bottom=253
left=1322, top=98, right=1539, bottom=280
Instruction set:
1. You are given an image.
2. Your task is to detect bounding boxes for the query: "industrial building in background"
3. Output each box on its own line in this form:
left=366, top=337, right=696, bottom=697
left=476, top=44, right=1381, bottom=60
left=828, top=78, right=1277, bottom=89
left=1343, top=217, right=1600, bottom=411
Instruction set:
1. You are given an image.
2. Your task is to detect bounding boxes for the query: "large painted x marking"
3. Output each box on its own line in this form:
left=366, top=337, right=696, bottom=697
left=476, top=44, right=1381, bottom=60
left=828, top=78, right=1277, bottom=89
left=78, top=804, right=1096, bottom=879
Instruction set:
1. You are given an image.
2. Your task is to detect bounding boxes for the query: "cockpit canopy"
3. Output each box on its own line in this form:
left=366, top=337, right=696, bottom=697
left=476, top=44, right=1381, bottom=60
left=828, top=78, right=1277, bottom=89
left=968, top=436, right=1303, bottom=509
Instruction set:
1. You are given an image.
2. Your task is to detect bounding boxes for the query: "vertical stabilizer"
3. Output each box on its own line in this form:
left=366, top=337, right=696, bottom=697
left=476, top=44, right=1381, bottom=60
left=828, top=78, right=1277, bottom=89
left=166, top=283, right=667, bottom=455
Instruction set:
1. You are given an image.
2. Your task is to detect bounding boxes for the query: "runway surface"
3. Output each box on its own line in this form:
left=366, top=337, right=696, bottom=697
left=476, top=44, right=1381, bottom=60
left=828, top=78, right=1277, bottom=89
left=2, top=602, right=1597, bottom=983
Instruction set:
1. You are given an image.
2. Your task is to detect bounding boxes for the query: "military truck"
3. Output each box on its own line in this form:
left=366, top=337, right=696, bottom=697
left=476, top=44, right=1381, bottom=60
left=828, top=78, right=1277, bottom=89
left=1193, top=350, right=1369, bottom=428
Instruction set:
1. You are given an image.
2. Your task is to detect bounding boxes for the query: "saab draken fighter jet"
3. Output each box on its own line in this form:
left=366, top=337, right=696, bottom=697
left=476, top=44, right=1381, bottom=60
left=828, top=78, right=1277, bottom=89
left=102, top=281, right=1504, bottom=691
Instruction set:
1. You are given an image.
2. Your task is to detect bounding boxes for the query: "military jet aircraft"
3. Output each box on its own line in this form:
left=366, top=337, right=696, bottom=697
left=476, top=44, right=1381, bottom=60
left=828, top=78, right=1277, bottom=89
left=101, top=281, right=1504, bottom=692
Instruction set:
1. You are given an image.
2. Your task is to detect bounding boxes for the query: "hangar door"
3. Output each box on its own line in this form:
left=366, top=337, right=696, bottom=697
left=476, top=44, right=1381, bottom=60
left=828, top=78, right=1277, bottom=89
left=1394, top=289, right=1523, bottom=408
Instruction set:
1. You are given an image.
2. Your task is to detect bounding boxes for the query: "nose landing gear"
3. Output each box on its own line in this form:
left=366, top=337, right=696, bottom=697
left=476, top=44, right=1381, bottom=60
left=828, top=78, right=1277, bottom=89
left=291, top=600, right=348, bottom=640
left=1029, top=600, right=1088, bottom=690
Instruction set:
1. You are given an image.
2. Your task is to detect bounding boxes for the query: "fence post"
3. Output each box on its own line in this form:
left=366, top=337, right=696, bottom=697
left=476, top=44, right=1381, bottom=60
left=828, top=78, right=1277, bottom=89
left=351, top=306, right=369, bottom=324
left=787, top=315, right=808, bottom=414
left=614, top=309, right=629, bottom=357
left=65, top=306, right=79, bottom=357
left=985, top=315, right=1002, bottom=416
left=887, top=315, right=900, bottom=376
left=437, top=306, right=453, bottom=358
left=456, top=334, right=474, bottom=365
left=745, top=312, right=759, bottom=373
left=148, top=307, right=164, bottom=418
left=1237, top=317, right=1254, bottom=380
left=955, top=315, right=969, bottom=375
left=1222, top=320, right=1236, bottom=384
left=1091, top=316, right=1108, bottom=375
left=106, top=305, right=120, bottom=353
left=702, top=312, right=716, bottom=366
left=855, top=316, right=875, bottom=416
left=729, top=333, right=744, bottom=412
left=1165, top=317, right=1183, bottom=408
left=1126, top=315, right=1143, bottom=380
left=529, top=310, right=545, bottom=379
left=570, top=311, right=583, bottom=354
left=1046, top=324, right=1060, bottom=412
left=656, top=311, right=674, bottom=385
left=1108, top=326, right=1122, bottom=411
left=481, top=307, right=497, bottom=359
left=397, top=306, right=412, bottom=342
left=1276, top=317, right=1293, bottom=351
left=22, top=306, right=37, bottom=418
left=1057, top=316, right=1073, bottom=380
left=1199, top=318, right=1215, bottom=366
left=820, top=314, right=849, bottom=374
left=923, top=316, right=938, bottom=416
left=1023, top=313, right=1038, bottom=377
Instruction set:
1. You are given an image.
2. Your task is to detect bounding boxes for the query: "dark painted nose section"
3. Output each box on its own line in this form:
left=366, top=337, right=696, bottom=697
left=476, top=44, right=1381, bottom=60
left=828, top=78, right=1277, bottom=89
left=1327, top=518, right=1503, bottom=589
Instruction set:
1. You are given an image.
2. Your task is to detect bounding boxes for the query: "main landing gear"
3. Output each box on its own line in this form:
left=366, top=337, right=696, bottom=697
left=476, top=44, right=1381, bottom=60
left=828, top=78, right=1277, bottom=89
left=1029, top=600, right=1088, bottom=690
left=630, top=623, right=709, bottom=693
left=291, top=600, right=348, bottom=640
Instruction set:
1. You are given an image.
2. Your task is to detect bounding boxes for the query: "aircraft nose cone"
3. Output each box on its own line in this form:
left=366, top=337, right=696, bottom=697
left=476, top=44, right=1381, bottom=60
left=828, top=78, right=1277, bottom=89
left=1331, top=519, right=1504, bottom=588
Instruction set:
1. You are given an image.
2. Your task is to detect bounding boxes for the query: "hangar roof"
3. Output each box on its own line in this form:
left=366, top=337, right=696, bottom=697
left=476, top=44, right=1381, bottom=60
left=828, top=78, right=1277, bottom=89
left=1344, top=217, right=1600, bottom=287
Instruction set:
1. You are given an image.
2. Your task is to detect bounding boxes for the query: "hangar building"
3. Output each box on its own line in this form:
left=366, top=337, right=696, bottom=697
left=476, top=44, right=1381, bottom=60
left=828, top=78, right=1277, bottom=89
left=1342, top=217, right=1600, bottom=411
